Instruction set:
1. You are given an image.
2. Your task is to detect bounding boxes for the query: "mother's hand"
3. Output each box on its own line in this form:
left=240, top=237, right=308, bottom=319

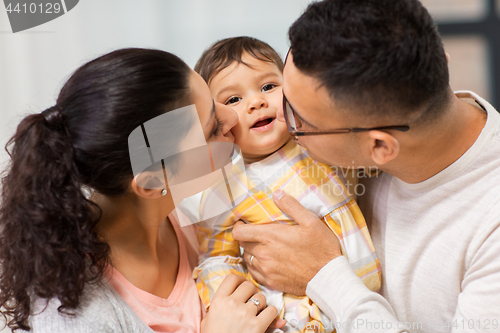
left=233, top=191, right=342, bottom=295
left=201, top=274, right=282, bottom=333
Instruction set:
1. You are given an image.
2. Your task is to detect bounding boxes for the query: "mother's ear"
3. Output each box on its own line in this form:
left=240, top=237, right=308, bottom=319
left=367, top=130, right=400, bottom=165
left=130, top=172, right=168, bottom=199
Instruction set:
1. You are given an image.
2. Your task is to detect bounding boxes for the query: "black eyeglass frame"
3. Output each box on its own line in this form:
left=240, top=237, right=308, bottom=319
left=282, top=94, right=410, bottom=137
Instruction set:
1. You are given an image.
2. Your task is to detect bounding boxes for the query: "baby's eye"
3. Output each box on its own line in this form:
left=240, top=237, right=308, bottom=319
left=262, top=84, right=277, bottom=92
left=225, top=96, right=241, bottom=105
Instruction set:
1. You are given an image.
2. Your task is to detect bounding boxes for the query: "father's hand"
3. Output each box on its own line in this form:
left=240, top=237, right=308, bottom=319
left=232, top=190, right=342, bottom=296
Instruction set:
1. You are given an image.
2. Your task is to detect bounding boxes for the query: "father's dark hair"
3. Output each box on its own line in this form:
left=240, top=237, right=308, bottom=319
left=289, top=0, right=450, bottom=121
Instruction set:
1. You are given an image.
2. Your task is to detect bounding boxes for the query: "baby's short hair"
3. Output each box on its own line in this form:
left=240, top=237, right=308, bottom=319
left=194, top=36, right=283, bottom=84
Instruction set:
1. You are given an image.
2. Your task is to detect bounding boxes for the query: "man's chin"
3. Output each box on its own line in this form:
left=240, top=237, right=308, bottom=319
left=306, top=150, right=335, bottom=166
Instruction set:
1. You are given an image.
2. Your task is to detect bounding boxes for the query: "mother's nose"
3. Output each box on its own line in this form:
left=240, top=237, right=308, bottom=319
left=216, top=102, right=239, bottom=136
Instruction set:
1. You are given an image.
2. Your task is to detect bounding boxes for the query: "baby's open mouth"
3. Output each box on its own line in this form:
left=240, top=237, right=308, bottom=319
left=251, top=117, right=274, bottom=128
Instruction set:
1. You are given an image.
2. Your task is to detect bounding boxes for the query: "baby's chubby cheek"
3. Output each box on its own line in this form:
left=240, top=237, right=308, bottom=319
left=275, top=120, right=292, bottom=140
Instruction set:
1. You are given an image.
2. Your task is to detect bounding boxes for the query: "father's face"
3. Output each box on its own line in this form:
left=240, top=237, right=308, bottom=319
left=281, top=52, right=366, bottom=168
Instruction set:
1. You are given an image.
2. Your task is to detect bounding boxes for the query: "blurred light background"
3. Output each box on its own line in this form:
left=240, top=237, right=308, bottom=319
left=0, top=0, right=315, bottom=173
left=425, top=0, right=497, bottom=107
left=0, top=0, right=498, bottom=330
left=1, top=0, right=499, bottom=171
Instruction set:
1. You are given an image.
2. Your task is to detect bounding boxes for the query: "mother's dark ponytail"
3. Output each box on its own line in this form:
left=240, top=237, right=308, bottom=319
left=0, top=48, right=192, bottom=331
left=0, top=106, right=108, bottom=331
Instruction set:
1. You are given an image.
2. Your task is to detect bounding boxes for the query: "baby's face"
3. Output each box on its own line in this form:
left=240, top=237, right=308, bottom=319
left=209, top=53, right=290, bottom=160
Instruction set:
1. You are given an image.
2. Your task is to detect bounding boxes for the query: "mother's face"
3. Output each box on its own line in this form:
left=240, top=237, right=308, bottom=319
left=129, top=70, right=239, bottom=191
left=190, top=70, right=238, bottom=143
left=159, top=71, right=240, bottom=205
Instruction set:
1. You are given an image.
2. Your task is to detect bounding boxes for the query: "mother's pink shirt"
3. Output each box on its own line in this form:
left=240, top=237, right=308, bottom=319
left=106, top=214, right=204, bottom=333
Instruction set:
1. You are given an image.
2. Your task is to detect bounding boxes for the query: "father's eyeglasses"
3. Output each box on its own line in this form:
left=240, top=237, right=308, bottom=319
left=282, top=94, right=410, bottom=139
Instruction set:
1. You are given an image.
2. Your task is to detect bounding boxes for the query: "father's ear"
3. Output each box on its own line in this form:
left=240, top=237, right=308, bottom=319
left=130, top=172, right=168, bottom=199
left=367, top=130, right=400, bottom=165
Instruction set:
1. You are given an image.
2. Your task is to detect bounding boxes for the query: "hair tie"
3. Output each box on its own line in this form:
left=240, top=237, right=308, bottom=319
left=41, top=105, right=62, bottom=125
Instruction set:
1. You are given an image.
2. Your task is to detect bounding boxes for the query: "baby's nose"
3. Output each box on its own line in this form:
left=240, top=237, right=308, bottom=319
left=248, top=96, right=267, bottom=112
